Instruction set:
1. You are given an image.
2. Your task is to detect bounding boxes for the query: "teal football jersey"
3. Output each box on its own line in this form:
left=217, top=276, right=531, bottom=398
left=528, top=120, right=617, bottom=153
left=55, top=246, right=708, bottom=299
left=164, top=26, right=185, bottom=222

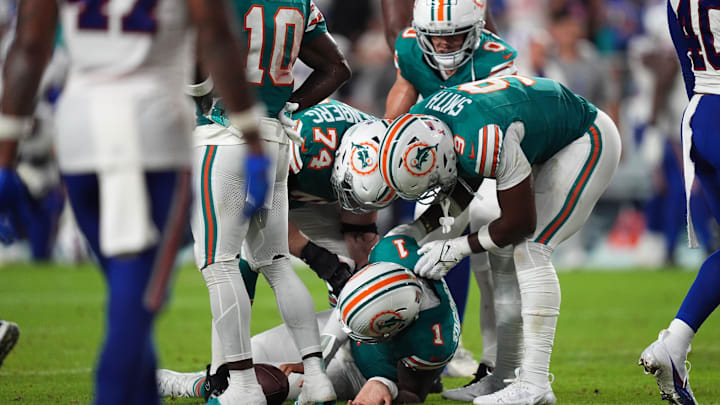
left=288, top=99, right=377, bottom=206
left=394, top=28, right=517, bottom=98
left=199, top=0, right=328, bottom=126
left=350, top=235, right=461, bottom=381
left=409, top=76, right=599, bottom=178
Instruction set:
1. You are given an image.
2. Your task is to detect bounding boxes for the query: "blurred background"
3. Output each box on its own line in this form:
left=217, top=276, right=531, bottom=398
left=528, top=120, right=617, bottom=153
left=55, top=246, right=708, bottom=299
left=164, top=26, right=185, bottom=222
left=0, top=0, right=716, bottom=270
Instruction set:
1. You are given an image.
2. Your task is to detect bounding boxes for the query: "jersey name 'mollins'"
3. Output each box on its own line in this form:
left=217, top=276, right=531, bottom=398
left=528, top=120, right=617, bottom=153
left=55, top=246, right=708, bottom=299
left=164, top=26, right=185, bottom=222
left=423, top=91, right=472, bottom=117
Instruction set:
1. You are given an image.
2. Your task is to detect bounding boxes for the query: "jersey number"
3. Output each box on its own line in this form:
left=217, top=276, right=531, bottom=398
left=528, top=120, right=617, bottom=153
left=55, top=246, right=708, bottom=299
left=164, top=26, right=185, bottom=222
left=68, top=0, right=158, bottom=33
left=431, top=323, right=444, bottom=345
left=457, top=75, right=536, bottom=95
left=245, top=6, right=304, bottom=85
left=392, top=239, right=409, bottom=259
left=308, top=128, right=336, bottom=170
left=676, top=0, right=720, bottom=70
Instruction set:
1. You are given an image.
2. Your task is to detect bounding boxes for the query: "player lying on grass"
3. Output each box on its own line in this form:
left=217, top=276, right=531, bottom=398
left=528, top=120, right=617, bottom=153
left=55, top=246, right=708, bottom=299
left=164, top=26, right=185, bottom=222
left=158, top=234, right=460, bottom=404
left=385, top=0, right=520, bottom=385
left=379, top=75, right=622, bottom=405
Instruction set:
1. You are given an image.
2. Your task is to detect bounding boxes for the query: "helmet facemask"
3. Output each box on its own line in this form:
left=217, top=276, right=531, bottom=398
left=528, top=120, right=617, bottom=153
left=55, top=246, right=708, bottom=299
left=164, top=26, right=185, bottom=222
left=414, top=22, right=483, bottom=71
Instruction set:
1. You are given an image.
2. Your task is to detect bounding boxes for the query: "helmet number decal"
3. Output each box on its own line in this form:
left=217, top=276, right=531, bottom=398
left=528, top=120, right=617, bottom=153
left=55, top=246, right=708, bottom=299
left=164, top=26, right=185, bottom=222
left=431, top=323, right=444, bottom=345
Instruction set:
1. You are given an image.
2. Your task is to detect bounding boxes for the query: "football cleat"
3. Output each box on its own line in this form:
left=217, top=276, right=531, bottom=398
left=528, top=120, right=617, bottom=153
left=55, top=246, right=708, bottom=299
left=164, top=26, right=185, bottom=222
left=0, top=320, right=19, bottom=367
left=206, top=383, right=266, bottom=405
left=472, top=379, right=556, bottom=405
left=443, top=342, right=480, bottom=378
left=442, top=371, right=506, bottom=401
left=295, top=373, right=336, bottom=405
left=639, top=330, right=698, bottom=405
left=157, top=369, right=205, bottom=398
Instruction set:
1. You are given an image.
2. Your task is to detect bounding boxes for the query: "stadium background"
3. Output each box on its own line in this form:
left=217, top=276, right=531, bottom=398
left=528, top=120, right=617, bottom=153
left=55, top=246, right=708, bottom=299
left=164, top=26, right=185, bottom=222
left=1, top=0, right=719, bottom=403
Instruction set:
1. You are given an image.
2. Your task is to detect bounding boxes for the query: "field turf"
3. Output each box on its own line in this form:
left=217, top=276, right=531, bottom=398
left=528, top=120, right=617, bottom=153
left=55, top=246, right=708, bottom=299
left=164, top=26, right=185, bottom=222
left=1, top=262, right=720, bottom=404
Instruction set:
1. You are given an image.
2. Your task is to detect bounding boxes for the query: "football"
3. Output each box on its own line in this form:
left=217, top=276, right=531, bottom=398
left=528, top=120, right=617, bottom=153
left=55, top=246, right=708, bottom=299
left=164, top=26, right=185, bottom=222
left=254, top=363, right=290, bottom=405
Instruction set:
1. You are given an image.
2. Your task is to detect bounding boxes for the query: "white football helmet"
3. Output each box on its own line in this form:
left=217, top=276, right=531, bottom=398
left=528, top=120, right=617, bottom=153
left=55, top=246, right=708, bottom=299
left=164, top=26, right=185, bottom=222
left=379, top=114, right=457, bottom=203
left=412, top=0, right=487, bottom=71
left=331, top=120, right=397, bottom=213
left=337, top=262, right=423, bottom=343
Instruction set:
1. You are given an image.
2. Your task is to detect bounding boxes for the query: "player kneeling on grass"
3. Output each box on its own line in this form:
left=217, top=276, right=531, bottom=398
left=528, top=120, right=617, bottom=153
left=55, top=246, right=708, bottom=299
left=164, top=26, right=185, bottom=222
left=158, top=234, right=460, bottom=404
left=379, top=75, right=622, bottom=405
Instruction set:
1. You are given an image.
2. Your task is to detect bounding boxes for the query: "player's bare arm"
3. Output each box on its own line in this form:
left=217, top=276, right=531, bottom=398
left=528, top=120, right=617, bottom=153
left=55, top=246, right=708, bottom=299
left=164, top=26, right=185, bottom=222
left=0, top=0, right=57, bottom=166
left=381, top=0, right=414, bottom=51
left=384, top=72, right=419, bottom=119
left=468, top=175, right=536, bottom=253
left=187, top=0, right=262, bottom=153
left=290, top=33, right=351, bottom=112
left=340, top=210, right=379, bottom=268
left=395, top=364, right=439, bottom=403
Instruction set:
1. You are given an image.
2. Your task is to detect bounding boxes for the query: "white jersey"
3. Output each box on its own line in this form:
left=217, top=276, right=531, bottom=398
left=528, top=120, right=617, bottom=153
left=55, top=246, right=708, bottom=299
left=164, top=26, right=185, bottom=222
left=669, top=0, right=720, bottom=94
left=56, top=0, right=193, bottom=172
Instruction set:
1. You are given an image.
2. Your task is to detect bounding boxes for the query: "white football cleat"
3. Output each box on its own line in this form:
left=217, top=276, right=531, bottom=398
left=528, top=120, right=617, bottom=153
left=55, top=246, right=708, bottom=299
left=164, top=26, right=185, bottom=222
left=472, top=379, right=556, bottom=405
left=444, top=341, right=480, bottom=378
left=295, top=373, right=336, bottom=405
left=0, top=321, right=19, bottom=367
left=639, top=330, right=698, bottom=405
left=442, top=372, right=507, bottom=401
left=207, top=384, right=266, bottom=405
left=157, top=369, right=205, bottom=398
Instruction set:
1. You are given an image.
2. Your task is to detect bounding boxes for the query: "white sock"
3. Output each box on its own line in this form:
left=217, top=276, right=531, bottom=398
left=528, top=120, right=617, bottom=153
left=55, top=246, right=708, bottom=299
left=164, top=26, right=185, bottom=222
left=203, top=260, right=253, bottom=365
left=227, top=368, right=260, bottom=391
left=666, top=318, right=695, bottom=358
left=210, top=322, right=224, bottom=375
left=514, top=241, right=559, bottom=388
left=472, top=251, right=497, bottom=367
left=260, top=256, right=321, bottom=356
left=489, top=247, right=522, bottom=380
left=303, top=355, right=324, bottom=377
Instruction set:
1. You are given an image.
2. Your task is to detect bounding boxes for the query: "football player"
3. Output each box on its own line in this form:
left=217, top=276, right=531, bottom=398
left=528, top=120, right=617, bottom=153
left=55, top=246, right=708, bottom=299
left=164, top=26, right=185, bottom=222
left=379, top=75, right=622, bottom=404
left=638, top=0, right=720, bottom=403
left=384, top=0, right=520, bottom=389
left=0, top=1, right=267, bottom=405
left=158, top=235, right=460, bottom=404
left=187, top=0, right=351, bottom=403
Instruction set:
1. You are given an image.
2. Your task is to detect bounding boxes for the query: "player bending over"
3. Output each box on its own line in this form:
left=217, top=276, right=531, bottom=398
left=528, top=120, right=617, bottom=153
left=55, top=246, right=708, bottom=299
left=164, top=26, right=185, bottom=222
left=379, top=75, right=622, bottom=405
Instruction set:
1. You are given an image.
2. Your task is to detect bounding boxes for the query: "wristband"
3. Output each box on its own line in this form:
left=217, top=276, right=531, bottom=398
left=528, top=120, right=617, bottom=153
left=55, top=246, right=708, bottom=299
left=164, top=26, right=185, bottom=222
left=477, top=225, right=500, bottom=253
left=368, top=376, right=399, bottom=399
left=228, top=109, right=259, bottom=134
left=300, top=241, right=340, bottom=280
left=0, top=114, right=33, bottom=140
left=340, top=222, right=378, bottom=235
left=184, top=76, right=214, bottom=97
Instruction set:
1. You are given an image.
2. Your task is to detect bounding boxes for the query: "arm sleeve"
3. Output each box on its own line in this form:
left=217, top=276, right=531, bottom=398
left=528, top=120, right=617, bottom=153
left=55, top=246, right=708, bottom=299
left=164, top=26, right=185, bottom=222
left=495, top=121, right=531, bottom=191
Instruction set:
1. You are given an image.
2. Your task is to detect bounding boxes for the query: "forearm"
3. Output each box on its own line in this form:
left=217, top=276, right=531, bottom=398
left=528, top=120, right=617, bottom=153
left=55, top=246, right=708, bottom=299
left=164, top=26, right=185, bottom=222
left=288, top=64, right=350, bottom=112
left=381, top=0, right=414, bottom=51
left=288, top=220, right=310, bottom=257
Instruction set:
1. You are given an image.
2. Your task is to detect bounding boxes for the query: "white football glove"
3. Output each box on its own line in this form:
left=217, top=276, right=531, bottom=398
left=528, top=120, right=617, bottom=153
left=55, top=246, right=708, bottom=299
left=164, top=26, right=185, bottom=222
left=277, top=102, right=303, bottom=144
left=414, top=236, right=473, bottom=279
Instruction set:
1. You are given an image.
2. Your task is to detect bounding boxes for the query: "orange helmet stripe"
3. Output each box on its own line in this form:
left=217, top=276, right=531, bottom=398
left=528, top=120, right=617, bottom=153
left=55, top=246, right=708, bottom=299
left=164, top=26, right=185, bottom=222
left=341, top=273, right=414, bottom=321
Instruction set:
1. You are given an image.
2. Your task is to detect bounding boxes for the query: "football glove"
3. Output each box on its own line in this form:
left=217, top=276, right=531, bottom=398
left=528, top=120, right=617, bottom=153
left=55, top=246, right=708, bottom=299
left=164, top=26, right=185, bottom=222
left=414, top=236, right=473, bottom=279
left=277, top=102, right=303, bottom=145
left=243, top=153, right=271, bottom=218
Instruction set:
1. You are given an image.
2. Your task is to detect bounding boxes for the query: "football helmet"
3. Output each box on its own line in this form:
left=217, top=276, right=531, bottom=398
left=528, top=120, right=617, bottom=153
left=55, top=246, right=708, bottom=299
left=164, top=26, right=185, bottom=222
left=331, top=120, right=397, bottom=213
left=337, top=262, right=423, bottom=343
left=379, top=114, right=457, bottom=203
left=412, top=0, right=486, bottom=71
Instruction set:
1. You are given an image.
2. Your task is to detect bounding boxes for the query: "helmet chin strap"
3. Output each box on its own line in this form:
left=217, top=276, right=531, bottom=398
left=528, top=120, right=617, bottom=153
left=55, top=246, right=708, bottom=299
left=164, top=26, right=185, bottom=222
left=439, top=198, right=455, bottom=234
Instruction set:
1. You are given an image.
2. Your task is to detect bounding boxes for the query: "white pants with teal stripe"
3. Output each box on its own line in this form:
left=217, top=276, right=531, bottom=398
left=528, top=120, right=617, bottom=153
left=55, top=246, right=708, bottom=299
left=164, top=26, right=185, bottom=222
left=191, top=127, right=291, bottom=270
left=531, top=110, right=621, bottom=249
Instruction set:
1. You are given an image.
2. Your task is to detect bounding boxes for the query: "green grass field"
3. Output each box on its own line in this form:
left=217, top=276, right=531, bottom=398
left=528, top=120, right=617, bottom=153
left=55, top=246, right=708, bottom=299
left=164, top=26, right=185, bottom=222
left=1, top=262, right=720, bottom=404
